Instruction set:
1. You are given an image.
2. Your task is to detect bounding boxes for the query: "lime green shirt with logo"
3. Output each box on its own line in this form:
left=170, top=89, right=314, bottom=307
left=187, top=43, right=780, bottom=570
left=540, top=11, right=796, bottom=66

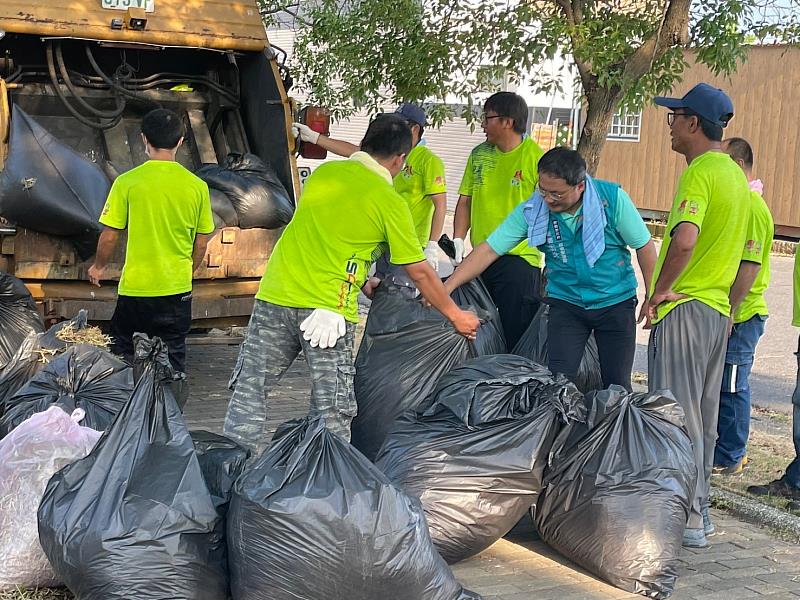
left=99, top=160, right=215, bottom=297
left=793, top=247, right=800, bottom=327
left=257, top=153, right=425, bottom=322
left=393, top=143, right=447, bottom=245
left=650, top=151, right=750, bottom=324
left=459, top=137, right=544, bottom=267
left=734, top=190, right=773, bottom=324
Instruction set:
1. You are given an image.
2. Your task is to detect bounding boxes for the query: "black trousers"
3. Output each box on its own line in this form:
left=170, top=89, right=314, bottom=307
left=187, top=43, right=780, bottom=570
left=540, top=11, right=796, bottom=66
left=110, top=292, right=193, bottom=373
left=547, top=296, right=636, bottom=390
left=482, top=255, right=542, bottom=352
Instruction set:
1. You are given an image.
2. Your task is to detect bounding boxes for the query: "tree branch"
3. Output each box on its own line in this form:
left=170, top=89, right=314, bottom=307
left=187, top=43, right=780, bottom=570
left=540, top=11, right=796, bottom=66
left=621, top=0, right=690, bottom=81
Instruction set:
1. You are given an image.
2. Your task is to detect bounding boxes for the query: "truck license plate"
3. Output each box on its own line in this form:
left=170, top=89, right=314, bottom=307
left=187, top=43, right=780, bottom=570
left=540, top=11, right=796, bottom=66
left=101, top=0, right=155, bottom=13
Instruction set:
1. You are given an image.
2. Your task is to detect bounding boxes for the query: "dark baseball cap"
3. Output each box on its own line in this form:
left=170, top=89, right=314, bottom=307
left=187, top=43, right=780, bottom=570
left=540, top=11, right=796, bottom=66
left=654, top=83, right=734, bottom=128
left=395, top=103, right=427, bottom=127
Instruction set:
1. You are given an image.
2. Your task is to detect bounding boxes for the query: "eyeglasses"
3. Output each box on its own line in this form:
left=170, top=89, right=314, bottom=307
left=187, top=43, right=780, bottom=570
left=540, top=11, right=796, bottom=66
left=536, top=184, right=581, bottom=201
left=667, top=112, right=694, bottom=126
left=481, top=114, right=506, bottom=124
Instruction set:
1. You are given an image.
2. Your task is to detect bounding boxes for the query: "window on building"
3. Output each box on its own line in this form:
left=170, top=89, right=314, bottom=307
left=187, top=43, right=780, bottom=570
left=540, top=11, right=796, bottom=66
left=607, top=109, right=642, bottom=141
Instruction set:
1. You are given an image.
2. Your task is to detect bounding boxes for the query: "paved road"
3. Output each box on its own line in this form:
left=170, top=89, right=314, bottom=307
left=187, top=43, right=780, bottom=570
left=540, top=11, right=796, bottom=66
left=632, top=252, right=797, bottom=413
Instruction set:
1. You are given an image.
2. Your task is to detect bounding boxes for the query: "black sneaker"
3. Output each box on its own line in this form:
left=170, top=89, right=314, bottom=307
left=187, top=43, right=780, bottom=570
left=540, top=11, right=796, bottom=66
left=747, top=477, right=800, bottom=500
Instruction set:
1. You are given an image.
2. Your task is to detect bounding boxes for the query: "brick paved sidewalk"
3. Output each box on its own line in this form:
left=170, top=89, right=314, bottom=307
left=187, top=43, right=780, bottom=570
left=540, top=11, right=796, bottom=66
left=184, top=342, right=800, bottom=600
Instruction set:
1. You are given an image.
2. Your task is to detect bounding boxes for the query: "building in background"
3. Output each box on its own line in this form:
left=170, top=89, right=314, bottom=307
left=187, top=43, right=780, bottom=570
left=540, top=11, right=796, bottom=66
left=598, top=45, right=800, bottom=236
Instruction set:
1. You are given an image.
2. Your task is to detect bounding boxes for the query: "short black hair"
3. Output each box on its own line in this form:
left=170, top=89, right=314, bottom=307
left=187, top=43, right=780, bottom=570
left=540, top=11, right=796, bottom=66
left=360, top=114, right=412, bottom=159
left=141, top=108, right=185, bottom=149
left=537, top=147, right=587, bottom=186
left=484, top=92, right=529, bottom=135
left=724, top=137, right=754, bottom=169
left=683, top=109, right=723, bottom=142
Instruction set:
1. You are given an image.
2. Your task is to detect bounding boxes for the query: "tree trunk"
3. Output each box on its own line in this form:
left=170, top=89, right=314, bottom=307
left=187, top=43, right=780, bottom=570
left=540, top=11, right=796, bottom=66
left=576, top=85, right=623, bottom=174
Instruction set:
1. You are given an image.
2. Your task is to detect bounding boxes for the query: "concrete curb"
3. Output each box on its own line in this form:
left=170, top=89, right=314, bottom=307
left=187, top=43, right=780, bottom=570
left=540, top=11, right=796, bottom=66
left=710, top=485, right=800, bottom=543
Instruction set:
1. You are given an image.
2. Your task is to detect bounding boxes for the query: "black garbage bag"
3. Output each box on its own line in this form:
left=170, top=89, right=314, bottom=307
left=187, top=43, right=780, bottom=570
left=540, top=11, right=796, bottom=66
left=0, top=311, right=90, bottom=410
left=38, top=335, right=227, bottom=600
left=0, top=106, right=111, bottom=258
left=449, top=277, right=506, bottom=355
left=191, top=430, right=250, bottom=514
left=376, top=355, right=585, bottom=564
left=210, top=188, right=239, bottom=228
left=197, top=152, right=293, bottom=229
left=351, top=280, right=503, bottom=461
left=512, top=303, right=602, bottom=393
left=0, top=271, right=43, bottom=369
left=0, top=344, right=133, bottom=438
left=227, top=417, right=481, bottom=600
left=535, top=387, right=696, bottom=599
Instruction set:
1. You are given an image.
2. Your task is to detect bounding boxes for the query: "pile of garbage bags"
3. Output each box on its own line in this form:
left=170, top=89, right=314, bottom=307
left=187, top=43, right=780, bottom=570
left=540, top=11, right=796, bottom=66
left=0, top=406, right=101, bottom=590
left=512, top=303, right=603, bottom=393
left=351, top=279, right=504, bottom=461
left=0, top=344, right=132, bottom=438
left=0, top=107, right=111, bottom=258
left=227, top=416, right=481, bottom=600
left=192, top=430, right=250, bottom=514
left=535, top=387, right=696, bottom=599
left=376, top=354, right=585, bottom=563
left=197, top=152, right=294, bottom=229
left=0, top=311, right=91, bottom=408
left=0, top=271, right=43, bottom=369
left=38, top=335, right=227, bottom=600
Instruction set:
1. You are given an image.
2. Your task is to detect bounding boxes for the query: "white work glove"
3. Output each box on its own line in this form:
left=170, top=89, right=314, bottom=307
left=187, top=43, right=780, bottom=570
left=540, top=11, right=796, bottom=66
left=300, top=308, right=346, bottom=349
left=423, top=241, right=440, bottom=271
left=291, top=122, right=320, bottom=145
left=452, top=237, right=465, bottom=265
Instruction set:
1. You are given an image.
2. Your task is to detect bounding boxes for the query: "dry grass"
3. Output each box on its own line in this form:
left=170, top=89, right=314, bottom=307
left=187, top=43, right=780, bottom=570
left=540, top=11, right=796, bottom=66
left=0, top=589, right=72, bottom=599
left=34, top=324, right=113, bottom=363
left=712, top=407, right=800, bottom=514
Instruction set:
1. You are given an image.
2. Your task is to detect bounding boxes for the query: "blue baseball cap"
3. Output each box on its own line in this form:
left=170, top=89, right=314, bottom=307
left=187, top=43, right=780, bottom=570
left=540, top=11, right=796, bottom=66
left=395, top=103, right=427, bottom=127
left=654, top=83, right=734, bottom=128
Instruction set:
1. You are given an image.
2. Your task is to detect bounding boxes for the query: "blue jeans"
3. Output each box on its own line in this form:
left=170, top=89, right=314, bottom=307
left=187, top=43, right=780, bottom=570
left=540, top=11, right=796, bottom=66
left=714, top=315, right=767, bottom=467
left=785, top=338, right=800, bottom=487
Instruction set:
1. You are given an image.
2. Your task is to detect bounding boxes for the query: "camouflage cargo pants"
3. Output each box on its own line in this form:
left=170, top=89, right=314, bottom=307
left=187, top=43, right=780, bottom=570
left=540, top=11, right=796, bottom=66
left=223, top=299, right=357, bottom=453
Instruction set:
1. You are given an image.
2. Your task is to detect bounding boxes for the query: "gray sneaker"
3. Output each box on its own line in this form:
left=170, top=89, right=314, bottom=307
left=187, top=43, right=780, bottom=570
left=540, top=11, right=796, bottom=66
left=682, top=527, right=709, bottom=548
left=702, top=507, right=716, bottom=536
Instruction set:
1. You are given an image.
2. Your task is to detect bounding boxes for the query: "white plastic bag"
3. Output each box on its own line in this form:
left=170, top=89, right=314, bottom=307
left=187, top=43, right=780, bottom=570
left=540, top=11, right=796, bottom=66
left=0, top=406, right=101, bottom=590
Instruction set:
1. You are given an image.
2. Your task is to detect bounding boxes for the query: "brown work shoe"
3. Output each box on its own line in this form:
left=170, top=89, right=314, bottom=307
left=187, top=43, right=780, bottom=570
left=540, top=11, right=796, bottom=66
left=712, top=460, right=744, bottom=476
left=747, top=477, right=800, bottom=499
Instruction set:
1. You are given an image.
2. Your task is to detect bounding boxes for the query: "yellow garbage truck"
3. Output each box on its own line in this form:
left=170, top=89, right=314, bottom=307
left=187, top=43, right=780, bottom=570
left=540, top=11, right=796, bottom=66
left=0, top=0, right=299, bottom=327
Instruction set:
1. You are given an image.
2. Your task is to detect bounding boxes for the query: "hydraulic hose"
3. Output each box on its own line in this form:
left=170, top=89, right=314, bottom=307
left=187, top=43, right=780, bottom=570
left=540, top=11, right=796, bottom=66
left=46, top=42, right=122, bottom=131
left=55, top=42, right=126, bottom=120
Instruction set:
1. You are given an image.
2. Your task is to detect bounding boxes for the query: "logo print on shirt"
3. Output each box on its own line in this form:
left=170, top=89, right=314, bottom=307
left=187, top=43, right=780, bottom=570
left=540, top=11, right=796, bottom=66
left=337, top=258, right=359, bottom=311
left=677, top=199, right=699, bottom=216
left=434, top=175, right=444, bottom=185
left=401, top=164, right=414, bottom=179
left=745, top=239, right=763, bottom=255
left=511, top=170, right=524, bottom=187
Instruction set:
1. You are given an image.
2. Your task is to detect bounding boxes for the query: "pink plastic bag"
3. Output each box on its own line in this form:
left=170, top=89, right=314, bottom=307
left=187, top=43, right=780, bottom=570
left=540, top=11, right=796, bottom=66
left=0, top=406, right=101, bottom=590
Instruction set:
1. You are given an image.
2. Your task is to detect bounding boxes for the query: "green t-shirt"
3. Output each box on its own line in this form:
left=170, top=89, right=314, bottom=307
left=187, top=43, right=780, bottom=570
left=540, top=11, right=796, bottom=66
left=793, top=249, right=800, bottom=327
left=734, top=190, right=773, bottom=324
left=99, top=160, right=214, bottom=297
left=458, top=137, right=544, bottom=267
left=257, top=155, right=426, bottom=322
left=650, top=151, right=750, bottom=324
left=393, top=143, right=446, bottom=245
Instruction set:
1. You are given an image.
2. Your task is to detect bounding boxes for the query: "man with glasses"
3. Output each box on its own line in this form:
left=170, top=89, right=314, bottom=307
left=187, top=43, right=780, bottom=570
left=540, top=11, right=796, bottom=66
left=452, top=91, right=545, bottom=350
left=223, top=115, right=480, bottom=452
left=293, top=104, right=447, bottom=276
left=645, top=84, right=751, bottom=548
left=443, top=147, right=656, bottom=389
